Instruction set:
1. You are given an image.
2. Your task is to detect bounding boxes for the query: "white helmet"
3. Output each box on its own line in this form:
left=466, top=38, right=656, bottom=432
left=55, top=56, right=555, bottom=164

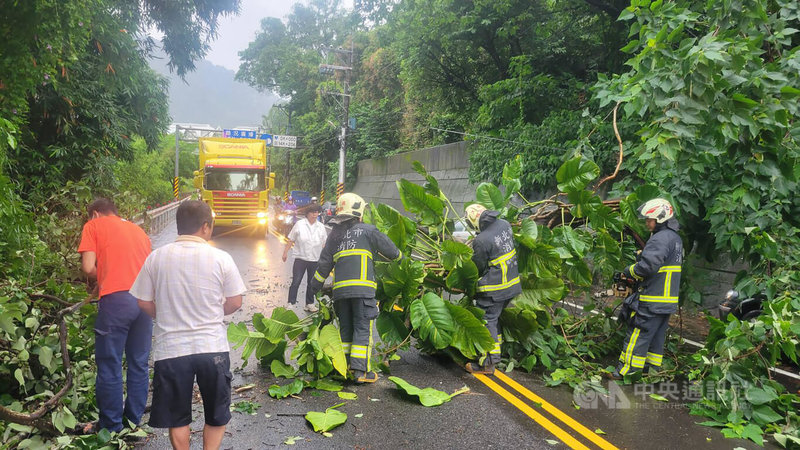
left=336, top=193, right=365, bottom=218
left=465, top=203, right=487, bottom=229
left=639, top=198, right=674, bottom=223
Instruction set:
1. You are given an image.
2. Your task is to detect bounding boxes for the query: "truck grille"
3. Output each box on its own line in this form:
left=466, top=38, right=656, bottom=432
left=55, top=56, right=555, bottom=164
left=212, top=192, right=260, bottom=218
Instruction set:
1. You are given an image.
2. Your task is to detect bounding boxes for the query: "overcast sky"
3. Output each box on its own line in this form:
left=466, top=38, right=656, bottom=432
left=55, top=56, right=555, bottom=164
left=204, top=0, right=353, bottom=71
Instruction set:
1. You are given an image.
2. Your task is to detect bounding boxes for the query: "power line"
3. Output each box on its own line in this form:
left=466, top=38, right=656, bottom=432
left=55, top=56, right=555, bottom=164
left=428, top=127, right=571, bottom=153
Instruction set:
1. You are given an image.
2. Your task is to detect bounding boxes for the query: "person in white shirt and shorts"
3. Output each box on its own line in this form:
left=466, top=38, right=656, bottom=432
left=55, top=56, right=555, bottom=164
left=283, top=203, right=328, bottom=312
left=130, top=201, right=246, bottom=450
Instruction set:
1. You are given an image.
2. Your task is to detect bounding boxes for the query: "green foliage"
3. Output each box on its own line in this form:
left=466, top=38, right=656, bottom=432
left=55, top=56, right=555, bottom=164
left=592, top=0, right=800, bottom=444
left=268, top=379, right=304, bottom=399
left=230, top=400, right=261, bottom=415
left=387, top=376, right=469, bottom=407
left=305, top=403, right=347, bottom=433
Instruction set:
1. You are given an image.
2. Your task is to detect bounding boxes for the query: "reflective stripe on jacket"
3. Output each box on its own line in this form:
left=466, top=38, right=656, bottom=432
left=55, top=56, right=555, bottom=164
left=310, top=222, right=401, bottom=300
left=471, top=211, right=522, bottom=302
left=625, top=219, right=683, bottom=314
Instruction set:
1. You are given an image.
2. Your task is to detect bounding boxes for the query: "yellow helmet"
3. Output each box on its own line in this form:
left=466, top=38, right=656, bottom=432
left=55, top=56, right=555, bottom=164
left=336, top=193, right=366, bottom=218
left=465, top=203, right=487, bottom=229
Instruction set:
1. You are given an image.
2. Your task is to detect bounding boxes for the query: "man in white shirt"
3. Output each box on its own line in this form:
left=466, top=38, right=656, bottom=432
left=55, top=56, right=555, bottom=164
left=130, top=201, right=246, bottom=450
left=282, top=203, right=328, bottom=312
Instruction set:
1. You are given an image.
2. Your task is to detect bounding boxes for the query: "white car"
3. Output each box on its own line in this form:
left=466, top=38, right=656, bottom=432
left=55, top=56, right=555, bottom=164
left=451, top=218, right=474, bottom=244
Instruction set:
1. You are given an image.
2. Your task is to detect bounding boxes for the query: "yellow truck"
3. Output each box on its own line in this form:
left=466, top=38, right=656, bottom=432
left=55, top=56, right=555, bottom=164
left=192, top=137, right=275, bottom=235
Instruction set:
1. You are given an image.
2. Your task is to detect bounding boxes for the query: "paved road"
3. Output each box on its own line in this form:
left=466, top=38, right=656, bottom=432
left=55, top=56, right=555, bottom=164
left=138, top=224, right=762, bottom=449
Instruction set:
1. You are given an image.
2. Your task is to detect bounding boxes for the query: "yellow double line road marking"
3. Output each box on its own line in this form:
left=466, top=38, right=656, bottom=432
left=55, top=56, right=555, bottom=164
left=472, top=370, right=618, bottom=450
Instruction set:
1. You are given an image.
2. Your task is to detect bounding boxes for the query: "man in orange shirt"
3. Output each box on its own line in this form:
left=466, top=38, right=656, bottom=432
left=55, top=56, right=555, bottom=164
left=78, top=198, right=152, bottom=433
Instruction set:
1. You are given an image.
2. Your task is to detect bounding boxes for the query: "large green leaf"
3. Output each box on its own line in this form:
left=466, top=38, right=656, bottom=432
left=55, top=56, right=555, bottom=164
left=446, top=303, right=495, bottom=359
left=552, top=226, right=590, bottom=257
left=227, top=322, right=252, bottom=347
left=268, top=379, right=304, bottom=399
left=744, top=386, right=778, bottom=405
left=396, top=178, right=445, bottom=226
left=556, top=156, right=600, bottom=192
left=445, top=260, right=478, bottom=296
left=441, top=239, right=473, bottom=270
left=500, top=307, right=543, bottom=343
left=365, top=202, right=416, bottom=250
left=270, top=360, right=297, bottom=379
left=305, top=403, right=347, bottom=433
left=526, top=242, right=562, bottom=278
left=260, top=307, right=302, bottom=342
left=475, top=182, right=506, bottom=210
left=409, top=292, right=454, bottom=349
left=377, top=310, right=411, bottom=347
left=587, top=203, right=623, bottom=233
left=564, top=259, right=593, bottom=287
left=515, top=218, right=539, bottom=249
left=501, top=156, right=522, bottom=198
left=380, top=258, right=426, bottom=305
left=567, top=190, right=602, bottom=218
left=319, top=324, right=348, bottom=377
left=388, top=376, right=467, bottom=407
left=619, top=197, right=648, bottom=238
left=516, top=278, right=565, bottom=307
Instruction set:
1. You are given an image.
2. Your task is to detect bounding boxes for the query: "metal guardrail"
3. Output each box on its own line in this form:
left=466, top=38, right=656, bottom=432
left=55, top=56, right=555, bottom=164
left=133, top=197, right=191, bottom=234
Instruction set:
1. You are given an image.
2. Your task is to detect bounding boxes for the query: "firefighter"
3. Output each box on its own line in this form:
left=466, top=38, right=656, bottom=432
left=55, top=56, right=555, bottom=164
left=464, top=204, right=521, bottom=374
left=308, top=193, right=401, bottom=383
left=610, top=198, right=683, bottom=379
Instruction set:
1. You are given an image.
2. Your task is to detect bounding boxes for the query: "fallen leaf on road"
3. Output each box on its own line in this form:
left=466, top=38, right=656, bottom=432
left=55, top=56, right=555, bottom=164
left=323, top=432, right=333, bottom=437
left=338, top=392, right=357, bottom=400
left=370, top=398, right=380, bottom=402
left=649, top=393, right=669, bottom=402
left=305, top=403, right=347, bottom=433
left=545, top=439, right=559, bottom=445
left=354, top=413, right=363, bottom=418
left=595, top=428, right=606, bottom=435
left=284, top=436, right=302, bottom=445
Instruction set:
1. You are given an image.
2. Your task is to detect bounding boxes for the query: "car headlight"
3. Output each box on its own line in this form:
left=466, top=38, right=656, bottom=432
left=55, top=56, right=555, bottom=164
left=257, top=211, right=267, bottom=218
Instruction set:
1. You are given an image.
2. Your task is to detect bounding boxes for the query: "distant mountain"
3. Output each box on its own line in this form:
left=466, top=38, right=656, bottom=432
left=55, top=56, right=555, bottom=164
left=149, top=53, right=279, bottom=128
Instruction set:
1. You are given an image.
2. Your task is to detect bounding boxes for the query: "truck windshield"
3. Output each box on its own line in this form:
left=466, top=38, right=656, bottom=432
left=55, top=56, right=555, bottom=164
left=205, top=169, right=265, bottom=191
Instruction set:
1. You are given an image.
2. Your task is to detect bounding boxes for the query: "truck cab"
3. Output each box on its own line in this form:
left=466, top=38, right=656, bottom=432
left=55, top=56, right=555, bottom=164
left=192, top=137, right=275, bottom=236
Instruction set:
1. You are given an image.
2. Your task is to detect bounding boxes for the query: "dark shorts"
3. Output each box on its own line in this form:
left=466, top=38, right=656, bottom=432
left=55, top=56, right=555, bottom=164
left=149, top=352, right=232, bottom=428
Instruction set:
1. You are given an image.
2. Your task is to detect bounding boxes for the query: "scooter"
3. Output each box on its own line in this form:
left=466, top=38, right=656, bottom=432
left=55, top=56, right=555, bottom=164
left=717, top=290, right=764, bottom=321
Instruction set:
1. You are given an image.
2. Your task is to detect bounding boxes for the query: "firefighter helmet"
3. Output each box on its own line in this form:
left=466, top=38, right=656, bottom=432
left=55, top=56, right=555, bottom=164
left=465, top=203, right=487, bottom=229
left=638, top=198, right=674, bottom=223
left=336, top=193, right=366, bottom=218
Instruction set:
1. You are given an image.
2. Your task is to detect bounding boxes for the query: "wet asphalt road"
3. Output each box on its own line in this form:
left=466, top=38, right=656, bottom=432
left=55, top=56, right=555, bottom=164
left=137, top=224, right=763, bottom=450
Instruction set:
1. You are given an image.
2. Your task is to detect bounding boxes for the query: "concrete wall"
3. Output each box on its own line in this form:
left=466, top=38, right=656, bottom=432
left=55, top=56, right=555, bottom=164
left=352, top=141, right=478, bottom=215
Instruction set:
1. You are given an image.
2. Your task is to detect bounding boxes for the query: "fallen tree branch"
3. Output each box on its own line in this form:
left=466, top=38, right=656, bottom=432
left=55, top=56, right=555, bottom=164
left=0, top=295, right=90, bottom=435
left=596, top=102, right=624, bottom=190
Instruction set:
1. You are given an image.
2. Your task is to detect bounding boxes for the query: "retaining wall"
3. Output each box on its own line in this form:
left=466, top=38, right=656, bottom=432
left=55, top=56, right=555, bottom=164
left=352, top=141, right=477, bottom=215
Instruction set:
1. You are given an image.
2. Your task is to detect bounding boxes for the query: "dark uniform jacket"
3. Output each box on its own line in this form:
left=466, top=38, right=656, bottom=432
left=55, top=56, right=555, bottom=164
left=625, top=218, right=683, bottom=314
left=471, top=211, right=522, bottom=303
left=309, top=221, right=401, bottom=300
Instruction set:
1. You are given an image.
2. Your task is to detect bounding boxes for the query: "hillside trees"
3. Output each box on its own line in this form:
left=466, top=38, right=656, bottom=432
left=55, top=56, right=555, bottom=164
left=0, top=1, right=241, bottom=445
left=1, top=0, right=240, bottom=201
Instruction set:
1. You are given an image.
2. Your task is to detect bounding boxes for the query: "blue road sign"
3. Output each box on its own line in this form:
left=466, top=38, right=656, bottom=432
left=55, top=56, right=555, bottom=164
left=259, top=134, right=273, bottom=146
left=223, top=129, right=257, bottom=139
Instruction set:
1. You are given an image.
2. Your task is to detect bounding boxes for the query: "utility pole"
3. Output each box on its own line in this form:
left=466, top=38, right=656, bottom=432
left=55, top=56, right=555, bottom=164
left=273, top=105, right=293, bottom=199
left=319, top=42, right=353, bottom=199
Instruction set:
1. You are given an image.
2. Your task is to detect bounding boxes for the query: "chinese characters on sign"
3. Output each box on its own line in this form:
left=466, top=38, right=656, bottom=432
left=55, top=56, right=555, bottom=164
left=223, top=129, right=257, bottom=139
